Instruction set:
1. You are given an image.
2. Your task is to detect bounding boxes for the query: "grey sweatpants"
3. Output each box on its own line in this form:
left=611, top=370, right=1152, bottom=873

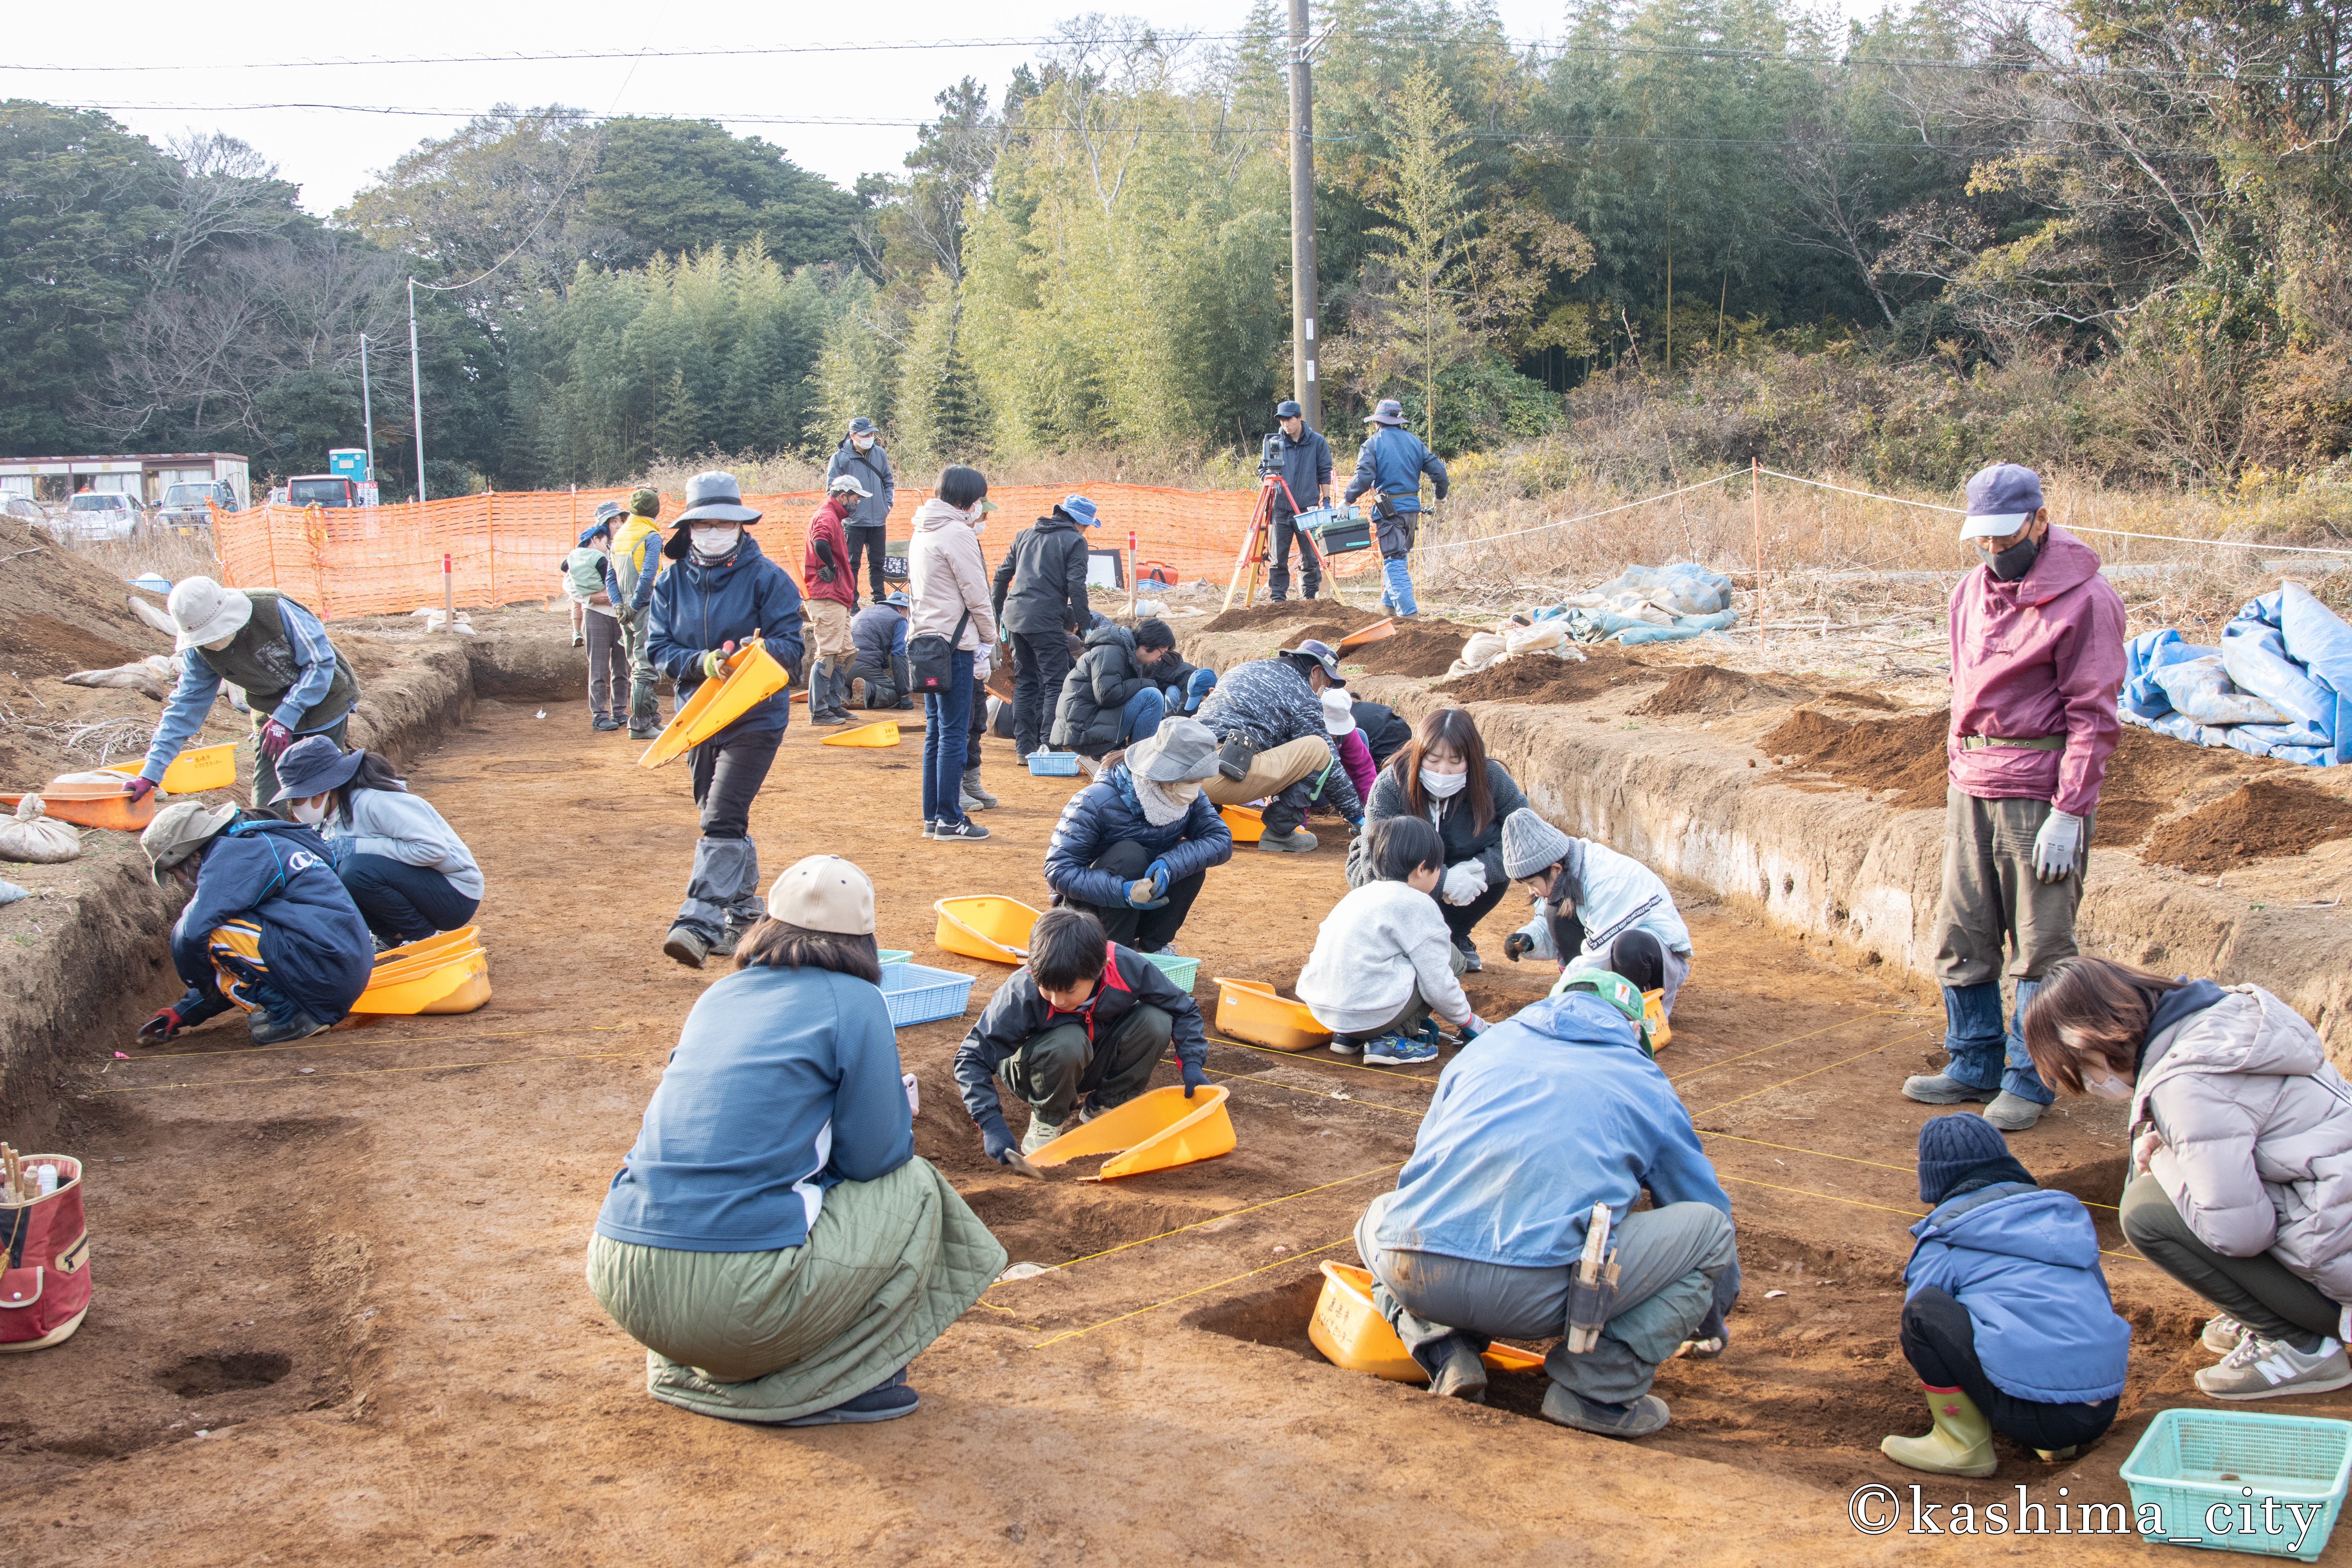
left=1931, top=788, right=2093, bottom=986
left=584, top=609, right=627, bottom=719
left=1356, top=1190, right=1738, bottom=1405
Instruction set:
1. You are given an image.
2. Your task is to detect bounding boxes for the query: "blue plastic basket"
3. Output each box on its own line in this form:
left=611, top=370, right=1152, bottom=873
left=879, top=961, right=976, bottom=1028
left=1026, top=751, right=1082, bottom=776
left=2119, top=1408, right=2352, bottom=1560
left=1143, top=951, right=1201, bottom=991
left=878, top=949, right=911, bottom=967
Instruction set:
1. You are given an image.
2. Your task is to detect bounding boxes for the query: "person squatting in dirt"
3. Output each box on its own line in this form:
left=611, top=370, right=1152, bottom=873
left=803, top=473, right=866, bottom=727
left=1904, top=462, right=2127, bottom=1134
left=1344, top=397, right=1447, bottom=619
left=1879, top=1112, right=2129, bottom=1477
left=137, top=799, right=374, bottom=1046
left=1299, top=815, right=1488, bottom=1067
left=1353, top=961, right=1738, bottom=1439
left=2024, top=957, right=2352, bottom=1403
left=1349, top=707, right=1525, bottom=973
left=848, top=590, right=914, bottom=710
left=955, top=907, right=1211, bottom=1169
left=1194, top=638, right=1365, bottom=855
left=270, top=736, right=483, bottom=950
left=612, top=488, right=670, bottom=739
left=1051, top=616, right=1190, bottom=761
left=1498, top=807, right=1693, bottom=1037
left=588, top=856, right=1002, bottom=1427
left=1042, top=718, right=1233, bottom=958
left=992, top=493, right=1101, bottom=759
left=132, top=576, right=362, bottom=815
left=562, top=503, right=629, bottom=731
left=647, top=471, right=806, bottom=969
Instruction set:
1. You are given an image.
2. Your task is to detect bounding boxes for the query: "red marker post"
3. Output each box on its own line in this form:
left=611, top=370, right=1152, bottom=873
left=442, top=550, right=455, bottom=630
left=1126, top=529, right=1139, bottom=614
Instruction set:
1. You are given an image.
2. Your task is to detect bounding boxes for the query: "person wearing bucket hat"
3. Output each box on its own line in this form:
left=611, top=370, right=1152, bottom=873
left=1193, top=639, right=1365, bottom=853
left=990, top=493, right=1098, bottom=760
left=1344, top=397, right=1448, bottom=618
left=646, top=471, right=807, bottom=969
left=612, top=490, right=671, bottom=738
left=848, top=589, right=915, bottom=710
left=1903, top=461, right=2126, bottom=1133
left=825, top=417, right=897, bottom=606
left=563, top=503, right=629, bottom=728
left=272, top=736, right=482, bottom=948
left=1267, top=398, right=1334, bottom=601
left=137, top=798, right=373, bottom=1047
left=1498, top=806, right=1693, bottom=1024
left=803, top=474, right=867, bottom=726
left=589, top=854, right=1005, bottom=1427
left=131, top=576, right=362, bottom=815
left=1043, top=716, right=1234, bottom=954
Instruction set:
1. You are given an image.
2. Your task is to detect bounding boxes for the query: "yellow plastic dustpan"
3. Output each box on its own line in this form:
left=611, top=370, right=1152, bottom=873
left=103, top=741, right=237, bottom=794
left=1212, top=976, right=1328, bottom=1052
left=822, top=720, right=900, bottom=748
left=638, top=641, right=789, bottom=768
left=1219, top=804, right=1265, bottom=843
left=1644, top=988, right=1671, bottom=1052
left=352, top=951, right=490, bottom=1016
left=933, top=896, right=1042, bottom=963
left=1026, top=1084, right=1234, bottom=1180
left=1335, top=618, right=1396, bottom=651
left=1309, top=1262, right=1545, bottom=1381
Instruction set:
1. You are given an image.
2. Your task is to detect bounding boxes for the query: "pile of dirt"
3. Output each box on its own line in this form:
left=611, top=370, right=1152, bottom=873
left=1202, top=601, right=1385, bottom=636
left=1439, top=646, right=1665, bottom=706
left=1343, top=619, right=1477, bottom=678
left=2144, top=778, right=2352, bottom=873
left=2091, top=724, right=2282, bottom=847
left=1632, top=664, right=1818, bottom=718
left=0, top=515, right=173, bottom=678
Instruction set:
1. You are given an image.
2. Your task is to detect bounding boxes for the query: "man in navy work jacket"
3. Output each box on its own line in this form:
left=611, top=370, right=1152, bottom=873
left=647, top=470, right=806, bottom=970
left=1343, top=397, right=1448, bottom=617
left=1267, top=398, right=1334, bottom=602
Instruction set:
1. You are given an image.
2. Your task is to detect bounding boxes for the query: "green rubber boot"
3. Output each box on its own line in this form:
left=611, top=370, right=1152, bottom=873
left=1881, top=1385, right=1997, bottom=1478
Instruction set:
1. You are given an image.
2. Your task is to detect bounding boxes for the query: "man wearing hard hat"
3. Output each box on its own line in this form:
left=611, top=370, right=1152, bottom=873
left=131, top=577, right=361, bottom=813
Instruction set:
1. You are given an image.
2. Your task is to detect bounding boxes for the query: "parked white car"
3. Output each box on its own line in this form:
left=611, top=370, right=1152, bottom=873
left=1, top=495, right=49, bottom=525
left=58, top=491, right=144, bottom=541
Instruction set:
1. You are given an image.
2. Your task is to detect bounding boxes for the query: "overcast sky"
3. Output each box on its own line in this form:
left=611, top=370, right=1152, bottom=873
left=7, top=0, right=1880, bottom=216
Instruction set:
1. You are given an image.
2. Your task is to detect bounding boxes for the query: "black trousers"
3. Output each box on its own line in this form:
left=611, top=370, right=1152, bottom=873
left=845, top=525, right=887, bottom=607
left=1009, top=631, right=1073, bottom=757
left=1269, top=509, right=1322, bottom=599
left=1439, top=873, right=1510, bottom=950
left=689, top=725, right=782, bottom=839
left=850, top=652, right=911, bottom=707
left=1067, top=839, right=1206, bottom=952
left=967, top=679, right=989, bottom=776
left=1901, top=1288, right=2118, bottom=1452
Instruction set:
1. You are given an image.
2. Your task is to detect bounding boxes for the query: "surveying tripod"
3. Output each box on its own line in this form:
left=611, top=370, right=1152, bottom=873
left=1221, top=471, right=1341, bottom=613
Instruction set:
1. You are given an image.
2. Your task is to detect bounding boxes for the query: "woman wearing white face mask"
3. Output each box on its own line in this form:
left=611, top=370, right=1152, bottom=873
left=1349, top=707, right=1526, bottom=971
left=2023, top=956, right=2352, bottom=1403
left=270, top=735, right=482, bottom=949
left=1041, top=718, right=1233, bottom=955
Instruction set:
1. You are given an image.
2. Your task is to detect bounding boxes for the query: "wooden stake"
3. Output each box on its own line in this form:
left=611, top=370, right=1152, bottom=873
left=1752, top=457, right=1766, bottom=657
left=1126, top=529, right=1139, bottom=616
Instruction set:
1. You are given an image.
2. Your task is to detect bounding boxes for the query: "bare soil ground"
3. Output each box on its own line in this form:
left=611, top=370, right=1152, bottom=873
left=1, top=603, right=2344, bottom=1563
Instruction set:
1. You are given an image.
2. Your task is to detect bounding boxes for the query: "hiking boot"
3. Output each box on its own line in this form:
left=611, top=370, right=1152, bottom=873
left=1457, top=940, right=1482, bottom=973
left=712, top=920, right=755, bottom=959
left=778, top=1379, right=921, bottom=1427
left=629, top=722, right=659, bottom=741
left=935, top=819, right=991, bottom=842
left=1021, top=1116, right=1063, bottom=1155
left=1984, top=1092, right=2046, bottom=1132
left=2196, top=1334, right=2352, bottom=1401
left=2203, top=1313, right=2251, bottom=1354
left=592, top=714, right=622, bottom=732
left=1881, top=1386, right=1996, bottom=1477
left=663, top=924, right=711, bottom=970
left=1540, top=1386, right=1671, bottom=1439
left=1428, top=1338, right=1488, bottom=1402
left=1363, top=1033, right=1439, bottom=1066
left=248, top=1007, right=330, bottom=1046
left=962, top=770, right=998, bottom=809
left=1328, top=1034, right=1363, bottom=1056
left=1257, top=827, right=1318, bottom=854
left=1901, top=1072, right=1998, bottom=1106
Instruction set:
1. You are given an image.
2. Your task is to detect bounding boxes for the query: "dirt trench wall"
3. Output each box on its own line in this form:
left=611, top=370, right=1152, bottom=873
left=1178, top=621, right=2352, bottom=1061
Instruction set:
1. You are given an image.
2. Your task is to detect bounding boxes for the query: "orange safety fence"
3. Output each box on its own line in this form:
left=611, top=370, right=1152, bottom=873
left=209, top=483, right=1375, bottom=621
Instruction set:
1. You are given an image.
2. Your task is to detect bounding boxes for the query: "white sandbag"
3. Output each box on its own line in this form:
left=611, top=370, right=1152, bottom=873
left=1502, top=621, right=1568, bottom=657
left=2150, top=656, right=2288, bottom=726
left=1444, top=630, right=1510, bottom=680
left=0, top=797, right=82, bottom=864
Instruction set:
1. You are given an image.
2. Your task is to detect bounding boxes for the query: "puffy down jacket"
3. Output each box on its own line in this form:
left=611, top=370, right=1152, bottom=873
left=1043, top=763, right=1234, bottom=909
left=1052, top=622, right=1159, bottom=753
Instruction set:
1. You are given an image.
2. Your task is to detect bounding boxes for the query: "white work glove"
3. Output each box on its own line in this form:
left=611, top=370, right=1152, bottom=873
left=2031, top=808, right=2085, bottom=883
left=2132, top=1127, right=2164, bottom=1177
left=1440, top=860, right=1489, bottom=906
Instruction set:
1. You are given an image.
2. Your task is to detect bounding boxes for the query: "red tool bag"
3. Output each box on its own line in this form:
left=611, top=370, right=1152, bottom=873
left=1, top=1154, right=91, bottom=1352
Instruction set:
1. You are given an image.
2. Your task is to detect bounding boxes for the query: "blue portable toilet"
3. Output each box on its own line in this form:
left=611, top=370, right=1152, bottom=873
left=328, top=448, right=371, bottom=483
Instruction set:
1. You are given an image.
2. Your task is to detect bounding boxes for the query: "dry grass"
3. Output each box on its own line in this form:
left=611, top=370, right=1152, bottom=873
left=633, top=445, right=1253, bottom=499
left=55, top=528, right=223, bottom=587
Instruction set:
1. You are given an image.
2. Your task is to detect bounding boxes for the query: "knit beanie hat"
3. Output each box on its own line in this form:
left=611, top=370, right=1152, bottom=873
left=1500, top=807, right=1575, bottom=881
left=629, top=487, right=661, bottom=519
left=1916, top=1113, right=2016, bottom=1204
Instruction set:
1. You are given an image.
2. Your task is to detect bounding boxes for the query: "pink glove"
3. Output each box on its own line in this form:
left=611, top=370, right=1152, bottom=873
left=125, top=775, right=158, bottom=804
left=259, top=720, right=295, bottom=760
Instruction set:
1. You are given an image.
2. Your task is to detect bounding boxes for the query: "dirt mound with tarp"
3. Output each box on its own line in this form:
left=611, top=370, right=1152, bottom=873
left=1633, top=665, right=1817, bottom=718
left=2144, top=779, right=2352, bottom=874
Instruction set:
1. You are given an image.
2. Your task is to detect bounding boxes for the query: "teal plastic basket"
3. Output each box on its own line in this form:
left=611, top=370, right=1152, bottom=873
left=1026, top=751, right=1081, bottom=776
left=1142, top=951, right=1201, bottom=991
left=879, top=962, right=976, bottom=1028
left=878, top=949, right=911, bottom=967
left=2119, top=1407, right=2352, bottom=1560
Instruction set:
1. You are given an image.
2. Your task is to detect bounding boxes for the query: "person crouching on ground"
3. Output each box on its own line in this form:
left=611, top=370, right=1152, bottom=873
left=1298, top=816, right=1486, bottom=1066
left=1322, top=690, right=1376, bottom=805
left=647, top=471, right=806, bottom=968
left=955, top=908, right=1210, bottom=1168
left=137, top=800, right=373, bottom=1046
left=1881, top=1113, right=2128, bottom=1477
left=1499, top=807, right=1693, bottom=1026
left=1354, top=707, right=1526, bottom=972
left=271, top=736, right=482, bottom=949
left=1354, top=963, right=1739, bottom=1436
left=1052, top=616, right=1181, bottom=761
left=1194, top=638, right=1365, bottom=854
left=2024, top=956, right=2352, bottom=1401
left=587, top=856, right=1004, bottom=1426
left=803, top=473, right=865, bottom=727
left=849, top=590, right=914, bottom=710
left=1043, top=718, right=1233, bottom=958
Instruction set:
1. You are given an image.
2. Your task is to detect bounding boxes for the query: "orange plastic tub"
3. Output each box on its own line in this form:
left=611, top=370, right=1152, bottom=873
left=1211, top=976, right=1329, bottom=1052
left=1309, top=1262, right=1545, bottom=1382
left=1026, top=1084, right=1234, bottom=1180
left=0, top=788, right=156, bottom=834
left=933, top=896, right=1042, bottom=964
left=639, top=640, right=790, bottom=768
left=1644, top=988, right=1671, bottom=1051
left=1219, top=804, right=1265, bottom=843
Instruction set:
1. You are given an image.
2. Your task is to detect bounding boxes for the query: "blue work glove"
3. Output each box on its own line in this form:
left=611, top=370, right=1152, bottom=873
left=1124, top=878, right=1169, bottom=910
left=1346, top=816, right=1364, bottom=832
left=1181, top=1058, right=1209, bottom=1098
left=1145, top=858, right=1172, bottom=898
left=976, top=1109, right=1015, bottom=1163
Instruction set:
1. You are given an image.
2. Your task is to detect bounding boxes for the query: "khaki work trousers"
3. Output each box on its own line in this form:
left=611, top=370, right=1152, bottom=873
left=1201, top=735, right=1330, bottom=809
left=1930, top=787, right=2093, bottom=987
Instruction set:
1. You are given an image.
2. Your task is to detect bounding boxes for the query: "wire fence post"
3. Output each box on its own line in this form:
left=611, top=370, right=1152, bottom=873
left=486, top=491, right=499, bottom=606
left=1752, top=457, right=1766, bottom=656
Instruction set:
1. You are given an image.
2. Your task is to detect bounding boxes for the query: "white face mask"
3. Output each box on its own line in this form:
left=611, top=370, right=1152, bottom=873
left=1165, top=780, right=1202, bottom=803
left=853, top=436, right=875, bottom=451
left=691, top=525, right=741, bottom=559
left=290, top=798, right=330, bottom=826
left=1420, top=766, right=1468, bottom=799
left=2083, top=1066, right=2134, bottom=1102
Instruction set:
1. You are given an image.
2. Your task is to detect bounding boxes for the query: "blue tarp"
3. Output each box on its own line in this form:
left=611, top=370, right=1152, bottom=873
left=2120, top=583, right=2352, bottom=767
left=1536, top=562, right=1739, bottom=645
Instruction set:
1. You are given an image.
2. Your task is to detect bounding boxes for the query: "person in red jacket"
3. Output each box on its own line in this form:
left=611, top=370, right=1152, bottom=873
left=804, top=474, right=864, bottom=727
left=1902, top=463, right=2126, bottom=1133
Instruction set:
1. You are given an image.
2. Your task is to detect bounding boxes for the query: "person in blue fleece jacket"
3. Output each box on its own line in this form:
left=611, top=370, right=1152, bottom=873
left=1883, top=1113, right=2129, bottom=1474
left=1355, top=965, right=1740, bottom=1438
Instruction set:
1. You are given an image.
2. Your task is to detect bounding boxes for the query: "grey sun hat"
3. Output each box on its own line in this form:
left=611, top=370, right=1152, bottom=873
left=1367, top=398, right=1406, bottom=427
left=674, top=470, right=761, bottom=526
left=1124, top=717, right=1220, bottom=784
left=269, top=735, right=367, bottom=804
left=141, top=800, right=241, bottom=888
left=1960, top=463, right=2046, bottom=540
left=1501, top=807, right=1576, bottom=881
left=1278, top=638, right=1347, bottom=687
left=827, top=472, right=872, bottom=497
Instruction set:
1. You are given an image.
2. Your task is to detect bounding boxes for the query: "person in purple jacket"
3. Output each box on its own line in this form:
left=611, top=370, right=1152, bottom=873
left=1902, top=463, right=2127, bottom=1132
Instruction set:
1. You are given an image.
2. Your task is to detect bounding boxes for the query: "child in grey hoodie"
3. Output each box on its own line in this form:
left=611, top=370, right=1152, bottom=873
left=1296, top=816, right=1487, bottom=1065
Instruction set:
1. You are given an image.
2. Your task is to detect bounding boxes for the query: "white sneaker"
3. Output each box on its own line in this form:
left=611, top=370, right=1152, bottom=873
left=1020, top=1117, right=1063, bottom=1155
left=2196, top=1333, right=2352, bottom=1401
left=2202, top=1313, right=2250, bottom=1355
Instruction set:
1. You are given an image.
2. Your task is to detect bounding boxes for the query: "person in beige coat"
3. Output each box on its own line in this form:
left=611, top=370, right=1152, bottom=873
left=2025, top=956, right=2352, bottom=1401
left=907, top=465, right=1000, bottom=842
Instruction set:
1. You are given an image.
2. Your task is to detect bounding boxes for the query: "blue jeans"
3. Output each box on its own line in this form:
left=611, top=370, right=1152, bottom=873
left=1117, top=687, right=1165, bottom=746
left=923, top=657, right=974, bottom=826
left=341, top=852, right=482, bottom=945
left=1380, top=555, right=1418, bottom=616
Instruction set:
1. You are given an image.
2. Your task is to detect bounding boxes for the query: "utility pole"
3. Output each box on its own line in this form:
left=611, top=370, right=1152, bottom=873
left=358, top=333, right=376, bottom=488
left=406, top=279, right=428, bottom=504
left=1287, top=0, right=1321, bottom=432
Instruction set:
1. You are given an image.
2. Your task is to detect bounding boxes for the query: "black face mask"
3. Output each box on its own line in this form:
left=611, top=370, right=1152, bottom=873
left=1986, top=534, right=2039, bottom=582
